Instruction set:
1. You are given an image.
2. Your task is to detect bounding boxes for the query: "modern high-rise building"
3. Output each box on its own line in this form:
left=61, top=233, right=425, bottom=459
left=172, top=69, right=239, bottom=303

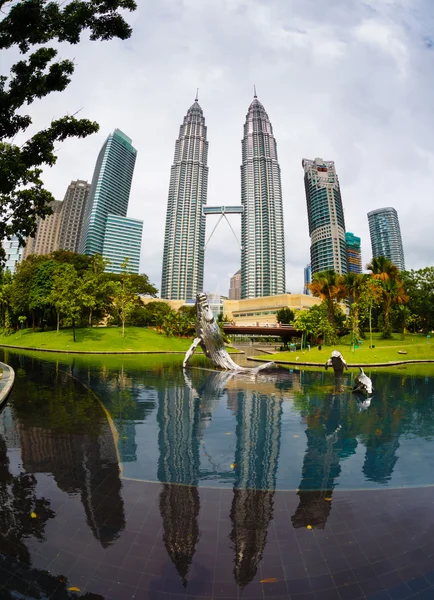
left=22, top=200, right=63, bottom=259
left=161, top=97, right=209, bottom=300
left=367, top=207, right=405, bottom=271
left=302, top=158, right=348, bottom=276
left=345, top=232, right=362, bottom=274
left=58, top=180, right=91, bottom=253
left=241, top=93, right=285, bottom=298
left=303, top=264, right=312, bottom=295
left=79, top=129, right=143, bottom=273
left=102, top=215, right=143, bottom=274
left=2, top=236, right=23, bottom=273
left=229, top=269, right=241, bottom=300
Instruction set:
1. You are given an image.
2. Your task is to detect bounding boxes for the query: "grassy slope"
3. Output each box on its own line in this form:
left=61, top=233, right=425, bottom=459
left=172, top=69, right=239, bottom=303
left=0, top=327, right=196, bottom=352
left=254, top=332, right=434, bottom=364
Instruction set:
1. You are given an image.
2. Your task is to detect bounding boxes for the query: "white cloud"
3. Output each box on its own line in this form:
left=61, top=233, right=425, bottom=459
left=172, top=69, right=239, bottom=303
left=8, top=0, right=434, bottom=293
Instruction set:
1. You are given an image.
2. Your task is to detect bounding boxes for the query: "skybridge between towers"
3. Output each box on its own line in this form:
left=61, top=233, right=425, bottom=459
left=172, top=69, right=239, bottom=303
left=202, top=205, right=244, bottom=250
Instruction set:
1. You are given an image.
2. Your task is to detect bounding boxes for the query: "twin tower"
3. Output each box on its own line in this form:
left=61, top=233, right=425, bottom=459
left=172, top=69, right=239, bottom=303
left=161, top=93, right=285, bottom=300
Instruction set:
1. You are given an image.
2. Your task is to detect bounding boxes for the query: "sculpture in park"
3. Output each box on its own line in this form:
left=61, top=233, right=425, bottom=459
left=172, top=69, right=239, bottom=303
left=325, top=350, right=348, bottom=393
left=183, top=293, right=274, bottom=372
left=325, top=350, right=348, bottom=374
left=352, top=367, right=374, bottom=395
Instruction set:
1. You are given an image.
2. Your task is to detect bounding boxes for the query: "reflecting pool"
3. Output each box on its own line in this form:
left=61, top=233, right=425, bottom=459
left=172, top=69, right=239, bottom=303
left=1, top=350, right=434, bottom=599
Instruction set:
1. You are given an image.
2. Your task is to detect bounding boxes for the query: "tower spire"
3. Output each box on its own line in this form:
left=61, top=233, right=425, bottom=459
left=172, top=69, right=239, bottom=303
left=195, top=88, right=199, bottom=102
left=253, top=85, right=257, bottom=98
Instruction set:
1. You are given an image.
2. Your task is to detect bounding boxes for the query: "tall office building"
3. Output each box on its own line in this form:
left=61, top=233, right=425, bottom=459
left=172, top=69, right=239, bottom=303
left=22, top=200, right=63, bottom=259
left=345, top=232, right=362, bottom=274
left=367, top=207, right=405, bottom=271
left=58, top=180, right=91, bottom=252
left=302, top=158, right=348, bottom=276
left=241, top=93, right=285, bottom=298
left=2, top=236, right=23, bottom=273
left=303, top=264, right=312, bottom=295
left=161, top=97, right=209, bottom=300
left=229, top=269, right=241, bottom=300
left=79, top=129, right=143, bottom=273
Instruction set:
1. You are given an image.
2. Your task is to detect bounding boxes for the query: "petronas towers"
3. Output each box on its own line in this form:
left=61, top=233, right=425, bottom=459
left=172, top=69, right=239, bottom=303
left=161, top=93, right=285, bottom=300
left=241, top=94, right=285, bottom=297
left=161, top=97, right=208, bottom=300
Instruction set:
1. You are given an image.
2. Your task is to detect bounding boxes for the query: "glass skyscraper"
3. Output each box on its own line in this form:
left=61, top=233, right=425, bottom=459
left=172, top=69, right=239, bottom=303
left=303, top=264, right=312, bottom=295
left=2, top=236, right=22, bottom=274
left=241, top=94, right=285, bottom=298
left=367, top=207, right=405, bottom=270
left=161, top=97, right=208, bottom=300
left=302, top=157, right=348, bottom=276
left=345, top=232, right=362, bottom=274
left=102, top=215, right=143, bottom=274
left=79, top=129, right=143, bottom=273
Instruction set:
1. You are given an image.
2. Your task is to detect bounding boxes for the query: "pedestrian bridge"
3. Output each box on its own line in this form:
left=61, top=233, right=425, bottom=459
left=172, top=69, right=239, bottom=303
left=222, top=324, right=302, bottom=341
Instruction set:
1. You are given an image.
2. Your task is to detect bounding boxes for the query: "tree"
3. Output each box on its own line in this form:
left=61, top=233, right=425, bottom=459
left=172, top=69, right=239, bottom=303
left=276, top=307, right=295, bottom=325
left=401, top=268, right=434, bottom=333
left=359, top=278, right=383, bottom=349
left=366, top=257, right=408, bottom=338
left=28, top=258, right=57, bottom=330
left=295, top=304, right=337, bottom=347
left=340, top=273, right=367, bottom=350
left=308, top=270, right=344, bottom=328
left=143, top=301, right=173, bottom=330
left=0, top=0, right=137, bottom=254
left=80, top=253, right=111, bottom=326
left=0, top=270, right=13, bottom=333
left=49, top=262, right=82, bottom=340
left=111, top=258, right=137, bottom=337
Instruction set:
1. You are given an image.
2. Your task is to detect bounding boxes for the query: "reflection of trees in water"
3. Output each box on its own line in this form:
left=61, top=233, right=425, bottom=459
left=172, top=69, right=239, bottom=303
left=10, top=361, right=125, bottom=548
left=230, top=392, right=282, bottom=588
left=157, top=382, right=201, bottom=586
left=0, top=436, right=54, bottom=564
left=292, top=396, right=358, bottom=530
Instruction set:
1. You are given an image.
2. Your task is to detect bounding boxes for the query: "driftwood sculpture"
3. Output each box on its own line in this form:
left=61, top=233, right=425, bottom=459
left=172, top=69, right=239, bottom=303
left=183, top=293, right=274, bottom=372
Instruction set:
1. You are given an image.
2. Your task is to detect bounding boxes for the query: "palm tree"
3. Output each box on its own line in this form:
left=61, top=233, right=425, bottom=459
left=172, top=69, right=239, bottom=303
left=366, top=256, right=400, bottom=282
left=366, top=256, right=408, bottom=338
left=308, top=270, right=344, bottom=328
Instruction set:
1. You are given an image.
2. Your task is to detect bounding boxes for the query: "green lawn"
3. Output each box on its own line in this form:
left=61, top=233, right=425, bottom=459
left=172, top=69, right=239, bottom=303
left=254, top=332, right=434, bottom=365
left=0, top=326, right=197, bottom=353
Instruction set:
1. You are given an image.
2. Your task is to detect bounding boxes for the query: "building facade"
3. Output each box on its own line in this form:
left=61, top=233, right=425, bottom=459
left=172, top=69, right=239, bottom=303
left=79, top=129, right=137, bottom=257
left=58, top=180, right=91, bottom=252
left=2, top=236, right=23, bottom=273
left=302, top=158, right=348, bottom=276
left=229, top=269, right=241, bottom=300
left=367, top=207, right=405, bottom=270
left=303, top=264, right=312, bottom=295
left=102, top=215, right=143, bottom=274
left=161, top=97, right=209, bottom=300
left=345, top=232, right=362, bottom=274
left=241, top=94, right=285, bottom=298
left=23, top=200, right=63, bottom=259
left=223, top=293, right=321, bottom=326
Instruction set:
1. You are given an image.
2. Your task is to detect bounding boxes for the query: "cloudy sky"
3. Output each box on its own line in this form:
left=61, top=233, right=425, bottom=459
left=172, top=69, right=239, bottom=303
left=15, top=0, right=434, bottom=295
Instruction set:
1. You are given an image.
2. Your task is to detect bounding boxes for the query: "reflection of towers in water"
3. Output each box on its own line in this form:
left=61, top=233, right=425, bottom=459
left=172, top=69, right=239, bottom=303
left=230, top=391, right=282, bottom=588
left=292, top=397, right=357, bottom=530
left=362, top=397, right=401, bottom=484
left=157, top=383, right=201, bottom=586
left=17, top=419, right=125, bottom=547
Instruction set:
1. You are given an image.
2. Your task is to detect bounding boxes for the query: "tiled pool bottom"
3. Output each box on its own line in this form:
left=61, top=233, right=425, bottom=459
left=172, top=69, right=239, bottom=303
left=2, top=478, right=434, bottom=600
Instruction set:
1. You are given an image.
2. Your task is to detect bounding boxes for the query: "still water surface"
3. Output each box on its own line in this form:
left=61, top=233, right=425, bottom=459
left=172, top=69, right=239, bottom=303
left=1, top=350, right=434, bottom=598
left=3, top=350, right=434, bottom=492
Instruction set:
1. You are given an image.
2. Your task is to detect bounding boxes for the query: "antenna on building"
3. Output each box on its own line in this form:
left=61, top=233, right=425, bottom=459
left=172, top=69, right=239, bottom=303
left=253, top=84, right=257, bottom=98
left=195, top=88, right=199, bottom=102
